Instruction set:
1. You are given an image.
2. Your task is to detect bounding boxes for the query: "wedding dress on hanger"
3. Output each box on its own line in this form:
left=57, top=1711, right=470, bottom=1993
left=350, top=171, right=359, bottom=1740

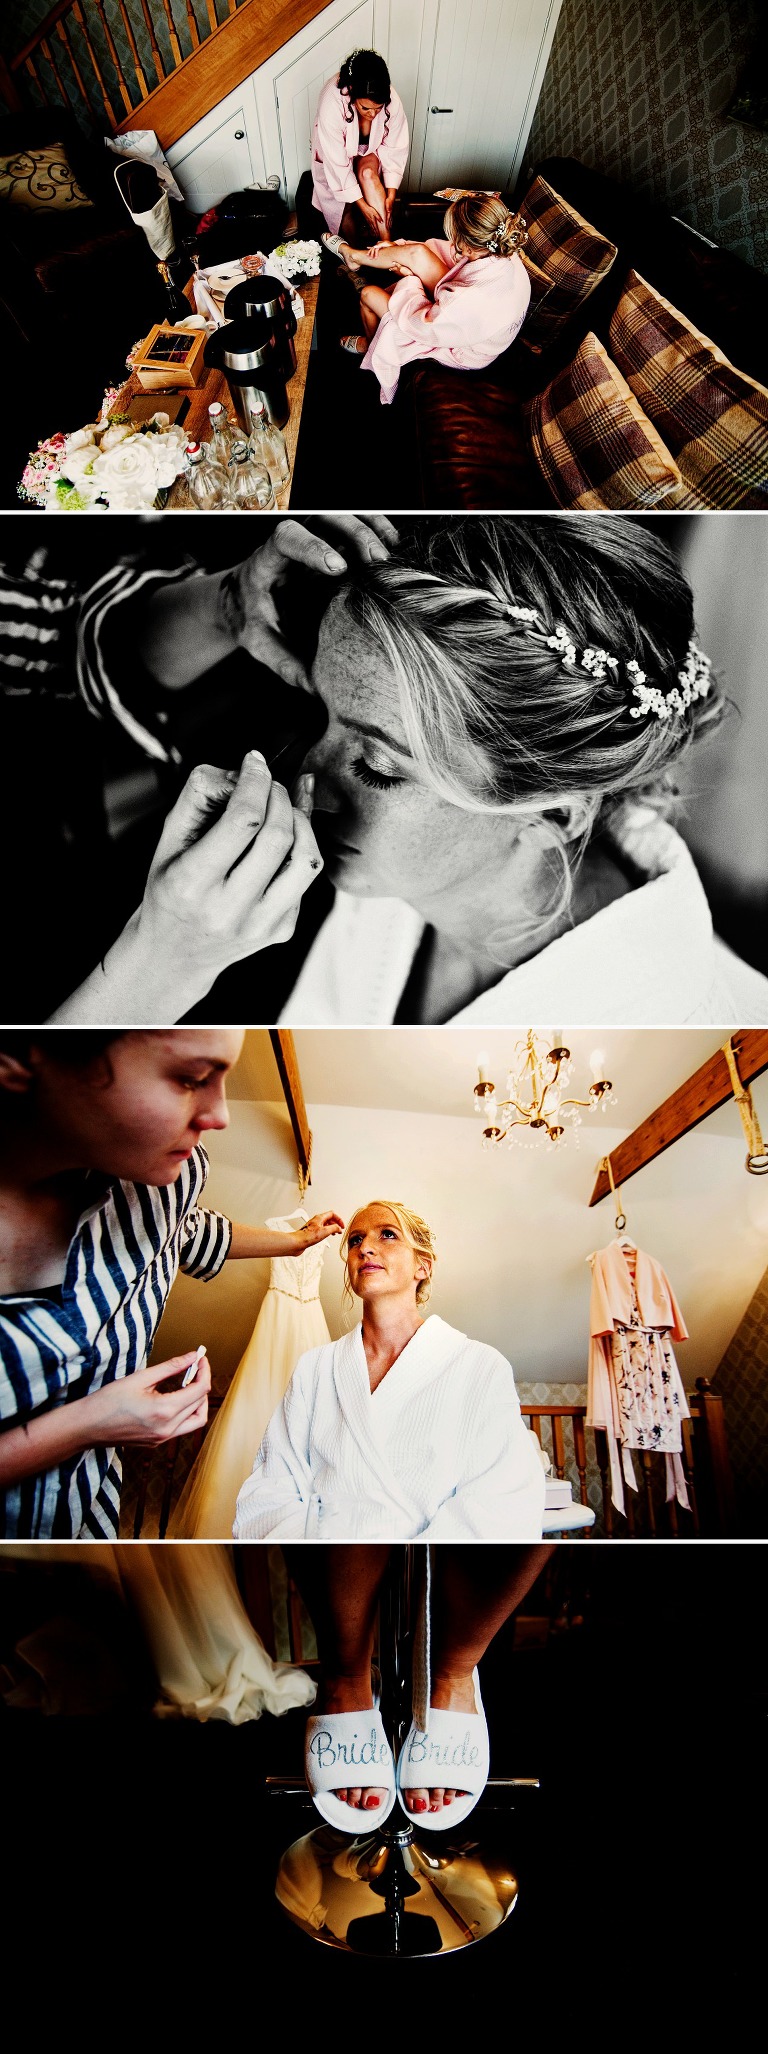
left=1, top=1543, right=316, bottom=1724
left=170, top=1211, right=331, bottom=1539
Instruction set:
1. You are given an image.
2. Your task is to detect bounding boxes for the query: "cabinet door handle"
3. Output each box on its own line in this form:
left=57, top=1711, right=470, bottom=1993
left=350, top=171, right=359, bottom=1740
left=430, top=105, right=453, bottom=113
left=234, top=129, right=245, bottom=139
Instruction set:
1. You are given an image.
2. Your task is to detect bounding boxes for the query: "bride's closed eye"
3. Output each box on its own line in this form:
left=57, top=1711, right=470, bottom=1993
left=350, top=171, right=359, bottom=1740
left=353, top=753, right=406, bottom=792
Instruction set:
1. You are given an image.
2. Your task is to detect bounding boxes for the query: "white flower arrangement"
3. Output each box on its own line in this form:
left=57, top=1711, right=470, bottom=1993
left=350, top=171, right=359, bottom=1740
left=19, top=405, right=188, bottom=511
left=268, top=238, right=322, bottom=281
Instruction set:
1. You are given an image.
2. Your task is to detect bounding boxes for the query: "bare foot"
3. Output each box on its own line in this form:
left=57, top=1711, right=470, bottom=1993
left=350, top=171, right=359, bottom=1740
left=337, top=241, right=363, bottom=273
left=402, top=1668, right=475, bottom=1816
left=321, top=1672, right=390, bottom=1812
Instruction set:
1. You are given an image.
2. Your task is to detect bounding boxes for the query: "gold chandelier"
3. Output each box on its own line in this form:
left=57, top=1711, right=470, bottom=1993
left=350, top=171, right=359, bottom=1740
left=473, top=1031, right=616, bottom=1149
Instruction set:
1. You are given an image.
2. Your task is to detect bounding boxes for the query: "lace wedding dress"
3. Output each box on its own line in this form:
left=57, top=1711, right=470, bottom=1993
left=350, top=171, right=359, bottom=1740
left=170, top=1212, right=331, bottom=1539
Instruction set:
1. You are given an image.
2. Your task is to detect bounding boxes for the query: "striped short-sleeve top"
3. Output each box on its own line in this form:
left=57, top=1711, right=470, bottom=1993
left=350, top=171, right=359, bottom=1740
left=0, top=549, right=197, bottom=762
left=0, top=1144, right=231, bottom=1540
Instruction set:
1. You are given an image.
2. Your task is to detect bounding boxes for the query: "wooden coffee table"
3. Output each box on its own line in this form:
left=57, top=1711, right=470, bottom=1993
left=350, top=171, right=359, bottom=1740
left=117, top=272, right=319, bottom=510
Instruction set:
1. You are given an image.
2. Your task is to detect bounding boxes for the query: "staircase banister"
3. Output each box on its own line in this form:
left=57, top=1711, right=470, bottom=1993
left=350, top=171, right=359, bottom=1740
left=9, top=0, right=79, bottom=72
left=114, top=0, right=330, bottom=147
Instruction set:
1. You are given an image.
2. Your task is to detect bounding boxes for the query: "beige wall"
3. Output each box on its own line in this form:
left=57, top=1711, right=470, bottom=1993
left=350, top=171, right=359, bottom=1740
left=154, top=1081, right=768, bottom=1402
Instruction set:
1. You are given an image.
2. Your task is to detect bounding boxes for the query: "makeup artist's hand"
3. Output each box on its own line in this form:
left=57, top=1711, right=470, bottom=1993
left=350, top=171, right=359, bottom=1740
left=47, top=753, right=323, bottom=1024
left=86, top=1351, right=212, bottom=1446
left=126, top=750, right=322, bottom=993
left=291, top=1212, right=345, bottom=1252
left=220, top=516, right=398, bottom=690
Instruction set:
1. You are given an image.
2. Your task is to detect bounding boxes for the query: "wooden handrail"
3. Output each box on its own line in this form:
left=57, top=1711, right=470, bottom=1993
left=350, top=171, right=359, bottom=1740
left=2, top=0, right=330, bottom=155
left=521, top=1399, right=713, bottom=1539
left=114, top=0, right=328, bottom=146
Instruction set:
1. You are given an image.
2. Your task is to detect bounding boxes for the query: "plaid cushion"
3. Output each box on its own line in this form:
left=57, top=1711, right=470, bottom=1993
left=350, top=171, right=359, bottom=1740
left=609, top=270, right=768, bottom=509
left=524, top=331, right=681, bottom=510
left=520, top=248, right=554, bottom=316
left=516, top=175, right=617, bottom=345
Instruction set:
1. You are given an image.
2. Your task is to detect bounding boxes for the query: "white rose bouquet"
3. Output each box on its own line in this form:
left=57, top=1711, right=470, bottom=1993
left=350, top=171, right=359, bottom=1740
left=19, top=406, right=188, bottom=511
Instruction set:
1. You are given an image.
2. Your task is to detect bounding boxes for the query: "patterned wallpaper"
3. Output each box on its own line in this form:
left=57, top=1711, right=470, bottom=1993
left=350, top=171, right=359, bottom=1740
left=713, top=1261, right=768, bottom=1539
left=525, top=0, right=768, bottom=273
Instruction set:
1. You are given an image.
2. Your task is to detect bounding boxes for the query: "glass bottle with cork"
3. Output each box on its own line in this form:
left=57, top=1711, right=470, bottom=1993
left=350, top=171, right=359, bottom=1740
left=249, top=400, right=290, bottom=491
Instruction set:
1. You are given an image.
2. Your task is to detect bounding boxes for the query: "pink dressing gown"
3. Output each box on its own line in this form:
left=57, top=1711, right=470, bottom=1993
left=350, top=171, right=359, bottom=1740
left=586, top=1242, right=691, bottom=1518
left=362, top=237, right=531, bottom=404
left=311, top=74, right=409, bottom=236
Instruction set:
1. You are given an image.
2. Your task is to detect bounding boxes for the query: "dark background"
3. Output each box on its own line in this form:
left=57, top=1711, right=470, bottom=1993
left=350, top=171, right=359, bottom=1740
left=1, top=1544, right=764, bottom=2014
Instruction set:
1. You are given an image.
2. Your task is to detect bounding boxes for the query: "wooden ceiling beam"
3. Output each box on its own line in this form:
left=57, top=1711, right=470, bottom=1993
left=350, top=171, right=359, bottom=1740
left=269, top=1028, right=311, bottom=1190
left=589, top=1029, right=768, bottom=1207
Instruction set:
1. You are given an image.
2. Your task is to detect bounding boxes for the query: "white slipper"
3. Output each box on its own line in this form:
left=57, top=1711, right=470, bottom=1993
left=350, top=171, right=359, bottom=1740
left=304, top=1708, right=396, bottom=1832
left=321, top=232, right=360, bottom=272
left=396, top=1669, right=490, bottom=1833
left=339, top=333, right=366, bottom=355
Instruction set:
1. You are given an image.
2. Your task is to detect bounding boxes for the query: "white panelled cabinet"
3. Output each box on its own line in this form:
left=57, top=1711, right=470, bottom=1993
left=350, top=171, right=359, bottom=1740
left=168, top=0, right=562, bottom=214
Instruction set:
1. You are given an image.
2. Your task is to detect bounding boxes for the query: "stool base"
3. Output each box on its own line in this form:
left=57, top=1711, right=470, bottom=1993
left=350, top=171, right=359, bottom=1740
left=274, top=1804, right=529, bottom=1956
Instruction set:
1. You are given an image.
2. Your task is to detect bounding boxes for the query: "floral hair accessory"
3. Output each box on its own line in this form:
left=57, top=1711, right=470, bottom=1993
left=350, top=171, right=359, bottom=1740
left=503, top=602, right=712, bottom=722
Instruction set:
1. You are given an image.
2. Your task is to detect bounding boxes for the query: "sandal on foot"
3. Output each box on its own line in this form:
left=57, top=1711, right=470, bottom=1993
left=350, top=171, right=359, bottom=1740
left=339, top=333, right=366, bottom=356
left=321, top=233, right=360, bottom=272
left=396, top=1669, right=490, bottom=1833
left=305, top=1708, right=396, bottom=1832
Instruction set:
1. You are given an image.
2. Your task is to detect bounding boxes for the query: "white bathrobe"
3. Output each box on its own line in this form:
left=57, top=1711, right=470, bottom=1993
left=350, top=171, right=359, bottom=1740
left=233, top=1314, right=544, bottom=1541
left=281, top=804, right=768, bottom=1027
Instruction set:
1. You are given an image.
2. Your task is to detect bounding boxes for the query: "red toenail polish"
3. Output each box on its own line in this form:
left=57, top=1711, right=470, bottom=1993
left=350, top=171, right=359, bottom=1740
left=412, top=1799, right=427, bottom=1812
left=364, top=1795, right=380, bottom=1808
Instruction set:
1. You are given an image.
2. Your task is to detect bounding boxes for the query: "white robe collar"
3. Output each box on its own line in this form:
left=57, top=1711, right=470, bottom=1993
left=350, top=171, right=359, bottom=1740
left=332, top=1315, right=466, bottom=1483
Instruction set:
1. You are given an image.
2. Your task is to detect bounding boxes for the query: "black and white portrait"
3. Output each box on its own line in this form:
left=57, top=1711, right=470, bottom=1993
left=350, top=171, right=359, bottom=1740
left=3, top=510, right=766, bottom=1028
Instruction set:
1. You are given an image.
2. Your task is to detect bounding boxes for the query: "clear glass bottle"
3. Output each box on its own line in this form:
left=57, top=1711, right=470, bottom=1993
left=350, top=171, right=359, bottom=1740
left=249, top=400, right=290, bottom=489
left=183, top=440, right=230, bottom=510
left=226, top=439, right=275, bottom=510
left=207, top=401, right=234, bottom=466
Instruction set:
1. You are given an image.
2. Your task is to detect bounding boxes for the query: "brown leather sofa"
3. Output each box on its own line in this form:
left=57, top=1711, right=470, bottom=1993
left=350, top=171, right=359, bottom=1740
left=394, top=156, right=768, bottom=509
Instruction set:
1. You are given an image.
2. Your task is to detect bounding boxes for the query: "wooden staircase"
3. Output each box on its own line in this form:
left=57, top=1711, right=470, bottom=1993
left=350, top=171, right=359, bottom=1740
left=0, top=0, right=328, bottom=149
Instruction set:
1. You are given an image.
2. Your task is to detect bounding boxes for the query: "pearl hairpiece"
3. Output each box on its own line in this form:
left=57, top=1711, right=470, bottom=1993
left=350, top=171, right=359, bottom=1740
left=503, top=603, right=713, bottom=722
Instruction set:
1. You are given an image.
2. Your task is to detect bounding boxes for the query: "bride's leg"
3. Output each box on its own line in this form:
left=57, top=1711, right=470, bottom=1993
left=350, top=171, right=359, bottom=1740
left=359, top=281, right=393, bottom=336
left=386, top=241, right=452, bottom=293
left=338, top=239, right=450, bottom=290
left=285, top=1544, right=392, bottom=1809
left=403, top=1544, right=554, bottom=1816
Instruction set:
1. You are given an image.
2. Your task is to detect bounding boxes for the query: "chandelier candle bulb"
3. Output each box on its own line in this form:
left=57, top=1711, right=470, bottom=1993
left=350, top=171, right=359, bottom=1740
left=474, top=1030, right=618, bottom=1152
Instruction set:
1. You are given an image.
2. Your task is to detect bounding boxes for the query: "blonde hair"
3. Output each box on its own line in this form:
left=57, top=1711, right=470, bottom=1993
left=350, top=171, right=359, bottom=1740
left=444, top=193, right=528, bottom=259
left=340, top=1201, right=437, bottom=1315
left=339, top=517, right=726, bottom=952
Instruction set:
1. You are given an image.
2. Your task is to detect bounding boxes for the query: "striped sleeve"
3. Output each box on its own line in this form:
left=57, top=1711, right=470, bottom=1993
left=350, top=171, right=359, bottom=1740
left=0, top=561, right=80, bottom=698
left=175, top=1143, right=232, bottom=1280
left=76, top=559, right=204, bottom=763
left=178, top=1206, right=233, bottom=1279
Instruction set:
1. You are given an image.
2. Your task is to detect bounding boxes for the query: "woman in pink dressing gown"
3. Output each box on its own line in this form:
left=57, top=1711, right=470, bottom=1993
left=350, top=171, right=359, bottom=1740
left=311, top=53, right=409, bottom=242
left=333, top=194, right=531, bottom=403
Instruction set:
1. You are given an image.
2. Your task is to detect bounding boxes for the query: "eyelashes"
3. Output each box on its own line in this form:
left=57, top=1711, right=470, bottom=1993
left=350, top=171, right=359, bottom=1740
left=353, top=753, right=405, bottom=792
